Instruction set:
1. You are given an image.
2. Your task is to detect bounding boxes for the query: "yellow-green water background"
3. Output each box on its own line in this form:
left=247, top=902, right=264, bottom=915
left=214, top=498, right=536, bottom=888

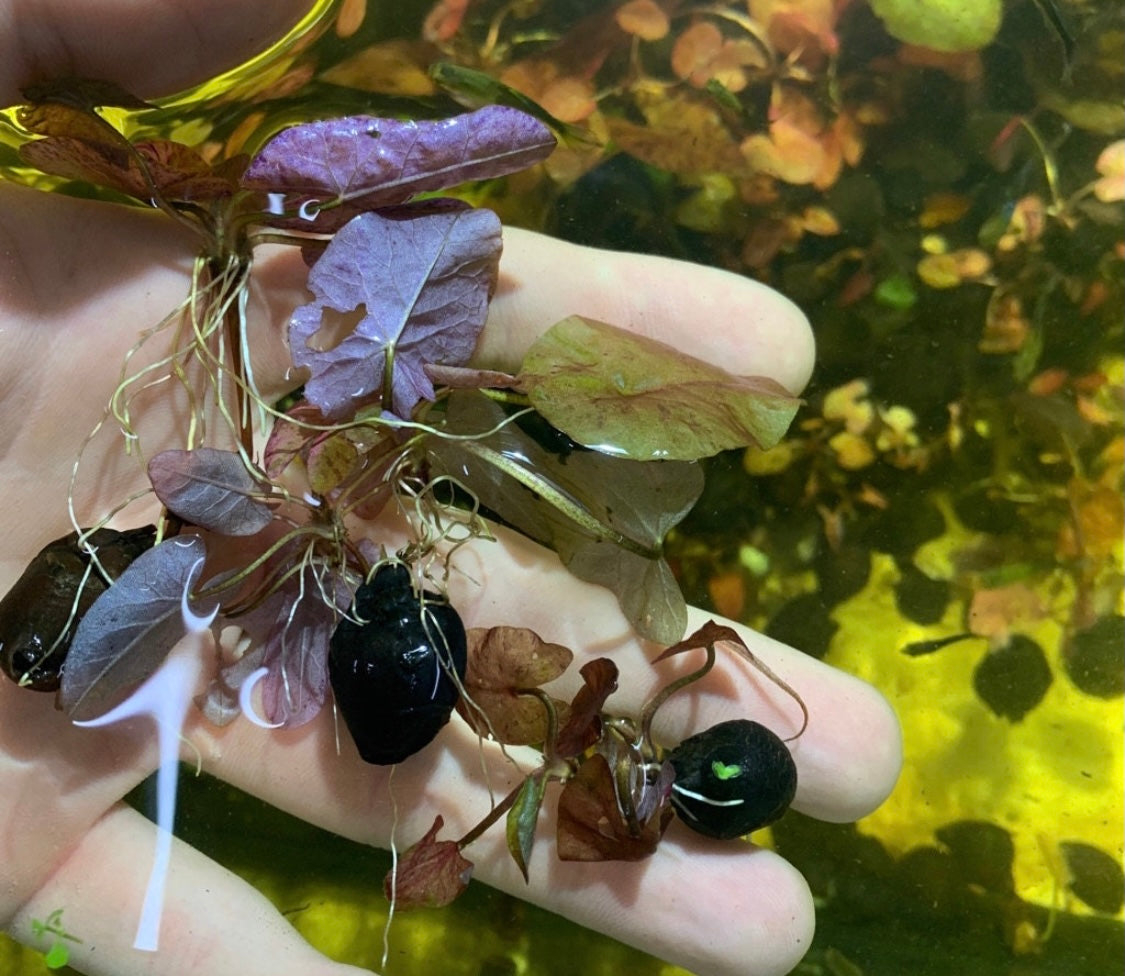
left=1, top=1, right=1121, bottom=973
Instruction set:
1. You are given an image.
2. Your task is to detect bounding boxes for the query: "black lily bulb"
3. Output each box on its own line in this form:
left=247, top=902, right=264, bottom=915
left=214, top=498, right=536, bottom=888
left=667, top=718, right=797, bottom=839
left=0, top=525, right=156, bottom=691
left=329, top=563, right=468, bottom=765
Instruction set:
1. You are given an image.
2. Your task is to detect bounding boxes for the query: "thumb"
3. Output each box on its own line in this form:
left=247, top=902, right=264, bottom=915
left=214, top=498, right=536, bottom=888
left=0, top=0, right=315, bottom=106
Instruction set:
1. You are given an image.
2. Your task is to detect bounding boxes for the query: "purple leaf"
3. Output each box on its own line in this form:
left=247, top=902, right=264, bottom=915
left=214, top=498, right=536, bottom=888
left=148, top=448, right=273, bottom=536
left=242, top=106, right=555, bottom=221
left=259, top=569, right=339, bottom=727
left=59, top=535, right=216, bottom=720
left=197, top=565, right=342, bottom=729
left=289, top=206, right=502, bottom=419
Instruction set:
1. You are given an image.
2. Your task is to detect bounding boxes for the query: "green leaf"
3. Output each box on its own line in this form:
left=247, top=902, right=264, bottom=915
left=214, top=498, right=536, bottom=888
left=505, top=773, right=548, bottom=882
left=867, top=0, right=1001, bottom=52
left=429, top=392, right=702, bottom=642
left=518, top=316, right=801, bottom=461
left=43, top=941, right=70, bottom=969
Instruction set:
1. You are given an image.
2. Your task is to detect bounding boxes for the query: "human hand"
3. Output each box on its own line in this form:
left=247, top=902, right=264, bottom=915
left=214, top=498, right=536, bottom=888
left=0, top=4, right=902, bottom=976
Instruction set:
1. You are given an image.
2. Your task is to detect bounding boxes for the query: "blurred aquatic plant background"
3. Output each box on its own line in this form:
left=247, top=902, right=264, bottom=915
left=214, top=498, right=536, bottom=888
left=1, top=0, right=1121, bottom=973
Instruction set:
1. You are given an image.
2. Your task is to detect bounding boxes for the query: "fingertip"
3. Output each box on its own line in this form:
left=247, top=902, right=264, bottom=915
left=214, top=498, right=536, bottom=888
left=793, top=671, right=903, bottom=824
left=484, top=228, right=816, bottom=393
left=617, top=839, right=817, bottom=976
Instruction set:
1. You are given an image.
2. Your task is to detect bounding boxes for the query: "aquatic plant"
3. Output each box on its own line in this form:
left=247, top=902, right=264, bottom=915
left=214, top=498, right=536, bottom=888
left=387, top=619, right=806, bottom=908
left=27, top=909, right=81, bottom=972
left=0, top=74, right=802, bottom=951
left=381, top=6, right=1121, bottom=958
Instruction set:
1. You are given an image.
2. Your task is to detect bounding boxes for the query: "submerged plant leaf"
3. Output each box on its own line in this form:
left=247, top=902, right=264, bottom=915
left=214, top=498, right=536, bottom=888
left=16, top=101, right=129, bottom=143
left=430, top=392, right=702, bottom=642
left=19, top=134, right=242, bottom=204
left=652, top=619, right=809, bottom=739
left=506, top=772, right=548, bottom=881
left=242, top=106, right=555, bottom=215
left=263, top=402, right=324, bottom=480
left=289, top=205, right=501, bottom=420
left=655, top=619, right=744, bottom=662
left=131, top=140, right=246, bottom=202
left=385, top=815, right=473, bottom=909
left=519, top=316, right=801, bottom=460
left=59, top=535, right=216, bottom=720
left=148, top=448, right=273, bottom=536
left=19, top=134, right=136, bottom=197
left=556, top=658, right=618, bottom=759
left=556, top=753, right=670, bottom=862
left=457, top=626, right=573, bottom=744
left=257, top=566, right=341, bottom=727
left=20, top=77, right=154, bottom=110
left=868, top=0, right=1001, bottom=52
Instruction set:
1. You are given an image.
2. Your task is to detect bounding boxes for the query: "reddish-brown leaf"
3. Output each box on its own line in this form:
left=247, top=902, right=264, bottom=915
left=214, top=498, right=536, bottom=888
left=457, top=627, right=573, bottom=745
left=133, top=139, right=242, bottom=202
left=16, top=102, right=127, bottom=143
left=383, top=815, right=473, bottom=909
left=19, top=134, right=240, bottom=204
left=18, top=135, right=136, bottom=196
left=615, top=0, right=669, bottom=41
left=655, top=619, right=743, bottom=662
left=423, top=0, right=471, bottom=42
left=556, top=754, right=671, bottom=862
left=555, top=657, right=617, bottom=759
left=654, top=620, right=809, bottom=739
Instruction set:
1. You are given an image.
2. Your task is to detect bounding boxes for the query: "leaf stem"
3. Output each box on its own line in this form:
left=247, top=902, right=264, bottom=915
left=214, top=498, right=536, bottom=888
left=453, top=438, right=658, bottom=558
left=456, top=776, right=533, bottom=849
left=639, top=644, right=716, bottom=749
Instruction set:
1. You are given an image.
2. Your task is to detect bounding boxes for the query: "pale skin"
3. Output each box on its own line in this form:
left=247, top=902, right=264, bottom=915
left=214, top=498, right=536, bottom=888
left=0, top=3, right=903, bottom=975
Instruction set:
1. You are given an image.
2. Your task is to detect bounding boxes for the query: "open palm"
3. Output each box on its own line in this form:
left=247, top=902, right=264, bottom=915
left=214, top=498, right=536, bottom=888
left=0, top=4, right=901, bottom=976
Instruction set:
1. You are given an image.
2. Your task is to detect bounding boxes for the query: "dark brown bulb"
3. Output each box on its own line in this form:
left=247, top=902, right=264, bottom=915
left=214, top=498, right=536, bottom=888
left=0, top=526, right=156, bottom=691
left=329, top=563, right=467, bottom=765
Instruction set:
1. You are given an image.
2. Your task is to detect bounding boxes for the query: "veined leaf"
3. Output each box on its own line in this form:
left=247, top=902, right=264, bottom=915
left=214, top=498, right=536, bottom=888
left=506, top=772, right=548, bottom=882
left=59, top=535, right=216, bottom=720
left=20, top=135, right=243, bottom=205
left=429, top=392, right=701, bottom=642
left=457, top=626, right=573, bottom=744
left=147, top=448, right=273, bottom=536
left=259, top=567, right=340, bottom=727
left=384, top=815, right=473, bottom=909
left=519, top=316, right=802, bottom=461
left=289, top=205, right=501, bottom=420
left=242, top=106, right=555, bottom=215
